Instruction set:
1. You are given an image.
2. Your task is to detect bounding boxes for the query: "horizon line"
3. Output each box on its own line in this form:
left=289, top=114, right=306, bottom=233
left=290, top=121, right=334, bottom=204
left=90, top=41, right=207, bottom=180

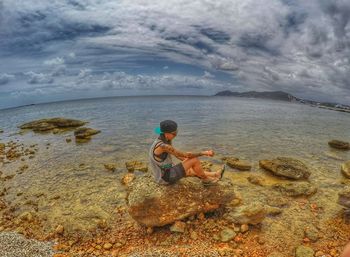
left=0, top=93, right=216, bottom=111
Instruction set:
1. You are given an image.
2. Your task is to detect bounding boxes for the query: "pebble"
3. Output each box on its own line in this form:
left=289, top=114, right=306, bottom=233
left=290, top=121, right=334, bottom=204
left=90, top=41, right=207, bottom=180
left=295, top=245, right=314, bottom=257
left=190, top=231, right=198, bottom=240
left=170, top=221, right=186, bottom=233
left=0, top=232, right=56, bottom=257
left=219, top=227, right=236, bottom=242
left=146, top=227, right=153, bottom=234
left=315, top=250, right=326, bottom=257
left=55, top=225, right=64, bottom=235
left=103, top=243, right=113, bottom=250
left=240, top=224, right=249, bottom=233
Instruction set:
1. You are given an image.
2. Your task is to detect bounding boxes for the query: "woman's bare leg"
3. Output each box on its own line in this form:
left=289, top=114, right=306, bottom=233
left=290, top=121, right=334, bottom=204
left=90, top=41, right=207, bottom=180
left=187, top=168, right=218, bottom=178
left=182, top=157, right=223, bottom=180
left=182, top=157, right=208, bottom=179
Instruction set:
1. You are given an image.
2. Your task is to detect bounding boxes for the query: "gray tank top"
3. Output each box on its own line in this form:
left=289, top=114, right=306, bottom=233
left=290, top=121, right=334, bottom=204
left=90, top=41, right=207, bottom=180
left=148, top=137, right=173, bottom=184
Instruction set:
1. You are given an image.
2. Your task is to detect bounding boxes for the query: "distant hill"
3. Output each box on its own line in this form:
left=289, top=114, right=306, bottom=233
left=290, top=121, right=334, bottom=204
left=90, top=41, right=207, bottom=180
left=214, top=90, right=299, bottom=102
left=214, top=90, right=350, bottom=113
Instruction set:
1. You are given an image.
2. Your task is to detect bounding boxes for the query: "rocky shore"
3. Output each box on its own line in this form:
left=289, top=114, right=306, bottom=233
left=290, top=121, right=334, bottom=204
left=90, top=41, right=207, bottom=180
left=1, top=118, right=350, bottom=256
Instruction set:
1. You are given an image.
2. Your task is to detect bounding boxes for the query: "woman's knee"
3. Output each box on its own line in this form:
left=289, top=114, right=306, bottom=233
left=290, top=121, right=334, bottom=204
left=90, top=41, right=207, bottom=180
left=191, top=156, right=200, bottom=163
left=182, top=157, right=198, bottom=170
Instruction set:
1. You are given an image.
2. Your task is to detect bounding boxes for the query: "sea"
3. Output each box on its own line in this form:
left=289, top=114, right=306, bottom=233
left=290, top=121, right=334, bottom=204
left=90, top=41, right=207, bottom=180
left=0, top=95, right=349, bottom=241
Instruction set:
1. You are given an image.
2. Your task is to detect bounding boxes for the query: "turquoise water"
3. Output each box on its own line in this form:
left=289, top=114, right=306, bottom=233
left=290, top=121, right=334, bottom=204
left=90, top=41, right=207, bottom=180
left=0, top=96, right=350, bottom=239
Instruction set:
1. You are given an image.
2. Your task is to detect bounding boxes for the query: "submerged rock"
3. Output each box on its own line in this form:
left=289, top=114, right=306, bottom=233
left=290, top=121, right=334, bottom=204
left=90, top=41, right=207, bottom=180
left=0, top=129, right=3, bottom=133
left=222, top=157, right=251, bottom=171
left=295, top=245, right=314, bottom=257
left=104, top=163, right=118, bottom=172
left=272, top=182, right=317, bottom=197
left=324, top=151, right=344, bottom=161
left=127, top=175, right=236, bottom=227
left=304, top=226, right=319, bottom=242
left=219, top=227, right=236, bottom=242
left=341, top=161, right=350, bottom=179
left=125, top=160, right=148, bottom=172
left=338, top=187, right=350, bottom=209
left=224, top=203, right=266, bottom=225
left=265, top=206, right=283, bottom=216
left=55, top=225, right=64, bottom=235
left=0, top=143, right=5, bottom=153
left=19, top=118, right=86, bottom=132
left=259, top=157, right=311, bottom=180
left=74, top=127, right=100, bottom=140
left=247, top=175, right=265, bottom=186
left=328, top=140, right=350, bottom=150
left=121, top=173, right=135, bottom=185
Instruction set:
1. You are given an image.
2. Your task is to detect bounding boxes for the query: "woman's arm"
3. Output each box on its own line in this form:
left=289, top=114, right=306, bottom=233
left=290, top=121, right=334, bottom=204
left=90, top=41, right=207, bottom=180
left=160, top=144, right=211, bottom=159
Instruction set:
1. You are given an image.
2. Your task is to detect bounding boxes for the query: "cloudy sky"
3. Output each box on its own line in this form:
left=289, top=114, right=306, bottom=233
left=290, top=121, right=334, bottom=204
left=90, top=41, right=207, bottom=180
left=0, top=0, right=349, bottom=109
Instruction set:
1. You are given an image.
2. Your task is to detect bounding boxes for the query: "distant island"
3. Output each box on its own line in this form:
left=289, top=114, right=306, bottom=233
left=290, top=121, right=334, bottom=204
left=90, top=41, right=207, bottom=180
left=214, top=90, right=350, bottom=113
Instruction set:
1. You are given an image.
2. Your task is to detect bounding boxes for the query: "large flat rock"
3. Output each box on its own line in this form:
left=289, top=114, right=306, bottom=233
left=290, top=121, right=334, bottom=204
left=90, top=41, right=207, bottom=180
left=19, top=118, right=87, bottom=132
left=259, top=157, right=311, bottom=180
left=127, top=175, right=236, bottom=227
left=328, top=140, right=350, bottom=150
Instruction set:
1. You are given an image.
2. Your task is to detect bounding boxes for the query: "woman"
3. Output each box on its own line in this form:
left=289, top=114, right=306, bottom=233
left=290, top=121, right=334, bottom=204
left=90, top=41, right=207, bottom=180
left=148, top=120, right=225, bottom=185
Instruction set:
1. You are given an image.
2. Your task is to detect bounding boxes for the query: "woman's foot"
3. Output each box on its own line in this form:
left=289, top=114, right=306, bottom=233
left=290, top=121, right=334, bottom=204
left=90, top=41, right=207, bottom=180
left=202, top=177, right=219, bottom=186
left=212, top=164, right=226, bottom=179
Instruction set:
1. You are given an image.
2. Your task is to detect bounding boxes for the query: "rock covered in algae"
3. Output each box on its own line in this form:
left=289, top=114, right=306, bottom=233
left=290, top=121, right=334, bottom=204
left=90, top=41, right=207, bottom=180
left=222, top=156, right=252, bottom=171
left=74, top=127, right=100, bottom=139
left=328, top=139, right=350, bottom=150
left=125, top=160, right=148, bottom=172
left=19, top=117, right=87, bottom=132
left=127, top=175, right=236, bottom=227
left=223, top=203, right=266, bottom=225
left=259, top=157, right=311, bottom=180
left=104, top=163, right=118, bottom=172
left=341, top=161, right=350, bottom=178
left=295, top=245, right=314, bottom=257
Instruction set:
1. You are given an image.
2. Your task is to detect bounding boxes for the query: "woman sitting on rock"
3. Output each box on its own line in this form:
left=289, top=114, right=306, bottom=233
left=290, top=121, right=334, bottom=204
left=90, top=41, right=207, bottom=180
left=149, top=120, right=225, bottom=185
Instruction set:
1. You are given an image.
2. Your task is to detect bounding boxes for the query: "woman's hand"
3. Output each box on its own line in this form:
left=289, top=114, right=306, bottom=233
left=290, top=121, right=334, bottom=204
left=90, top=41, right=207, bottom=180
left=203, top=150, right=215, bottom=157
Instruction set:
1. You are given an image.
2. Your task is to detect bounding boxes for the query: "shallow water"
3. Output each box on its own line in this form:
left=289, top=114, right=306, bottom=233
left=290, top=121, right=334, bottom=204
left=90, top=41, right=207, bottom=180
left=0, top=96, right=350, bottom=245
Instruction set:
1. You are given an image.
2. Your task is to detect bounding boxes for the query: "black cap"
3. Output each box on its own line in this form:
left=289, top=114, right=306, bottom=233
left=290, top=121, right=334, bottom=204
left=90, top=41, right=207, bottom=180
left=160, top=120, right=177, bottom=133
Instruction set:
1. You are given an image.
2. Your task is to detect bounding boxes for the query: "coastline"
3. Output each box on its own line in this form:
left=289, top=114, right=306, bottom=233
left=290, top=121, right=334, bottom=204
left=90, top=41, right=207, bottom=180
left=1, top=94, right=349, bottom=116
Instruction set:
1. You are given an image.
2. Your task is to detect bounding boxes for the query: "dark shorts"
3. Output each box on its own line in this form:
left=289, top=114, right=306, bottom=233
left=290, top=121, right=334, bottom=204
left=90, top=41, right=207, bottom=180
left=161, top=163, right=186, bottom=184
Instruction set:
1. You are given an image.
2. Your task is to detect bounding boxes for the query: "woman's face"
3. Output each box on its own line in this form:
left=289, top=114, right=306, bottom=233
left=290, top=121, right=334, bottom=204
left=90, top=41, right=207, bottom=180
left=165, top=130, right=177, bottom=140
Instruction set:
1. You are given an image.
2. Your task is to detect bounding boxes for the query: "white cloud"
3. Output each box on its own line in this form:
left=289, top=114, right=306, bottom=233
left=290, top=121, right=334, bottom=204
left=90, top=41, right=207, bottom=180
left=77, top=68, right=92, bottom=79
left=44, top=57, right=65, bottom=66
left=203, top=71, right=215, bottom=79
left=24, top=71, right=54, bottom=84
left=0, top=73, right=15, bottom=85
left=68, top=52, right=76, bottom=59
left=43, top=57, right=66, bottom=76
